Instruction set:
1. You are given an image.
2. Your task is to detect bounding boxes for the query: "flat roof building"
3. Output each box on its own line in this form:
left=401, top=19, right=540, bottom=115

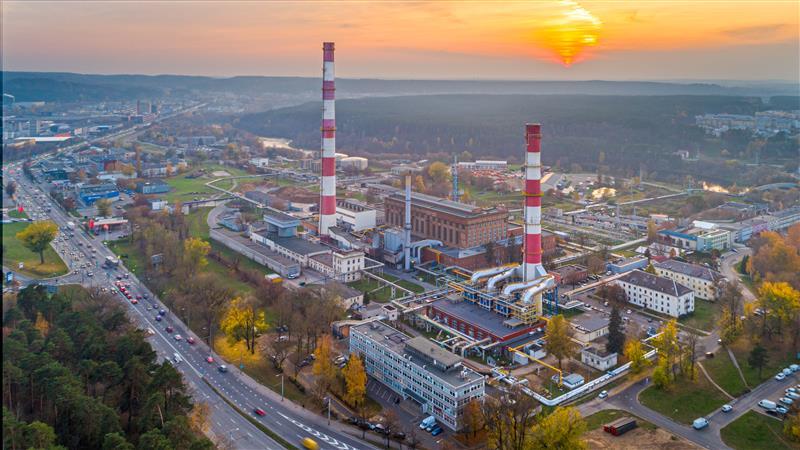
left=349, top=321, right=485, bottom=431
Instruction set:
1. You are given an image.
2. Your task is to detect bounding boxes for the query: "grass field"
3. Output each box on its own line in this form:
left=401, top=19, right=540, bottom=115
left=162, top=164, right=248, bottom=202
left=702, top=353, right=749, bottom=397
left=639, top=374, right=728, bottom=424
left=730, top=337, right=798, bottom=387
left=348, top=277, right=394, bottom=302
left=374, top=272, right=425, bottom=293
left=584, top=409, right=657, bottom=431
left=2, top=222, right=68, bottom=278
left=720, top=411, right=793, bottom=450
left=679, top=299, right=720, bottom=332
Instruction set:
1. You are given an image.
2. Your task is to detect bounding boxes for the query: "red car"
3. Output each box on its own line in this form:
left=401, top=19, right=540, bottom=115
left=130, top=298, right=138, bottom=305
left=254, top=408, right=266, bottom=416
left=206, top=356, right=214, bottom=364
left=165, top=326, right=174, bottom=333
left=186, top=337, right=195, bottom=345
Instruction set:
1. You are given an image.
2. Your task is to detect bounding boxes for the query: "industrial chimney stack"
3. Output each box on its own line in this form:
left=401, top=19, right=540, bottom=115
left=404, top=172, right=412, bottom=271
left=524, top=123, right=547, bottom=282
left=319, top=42, right=337, bottom=237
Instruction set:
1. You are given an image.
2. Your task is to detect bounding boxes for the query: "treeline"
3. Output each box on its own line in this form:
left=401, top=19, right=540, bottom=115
left=239, top=94, right=799, bottom=185
left=2, top=285, right=214, bottom=450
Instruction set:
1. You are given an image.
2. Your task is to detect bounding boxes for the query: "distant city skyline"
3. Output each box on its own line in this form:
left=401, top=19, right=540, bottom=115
left=2, top=1, right=798, bottom=82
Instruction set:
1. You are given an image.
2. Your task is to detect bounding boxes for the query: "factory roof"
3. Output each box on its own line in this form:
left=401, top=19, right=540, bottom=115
left=263, top=207, right=299, bottom=226
left=405, top=336, right=462, bottom=369
left=430, top=298, right=529, bottom=338
left=618, top=270, right=693, bottom=297
left=570, top=311, right=609, bottom=333
left=310, top=253, right=333, bottom=267
left=582, top=345, right=616, bottom=358
left=655, top=259, right=721, bottom=283
left=352, top=321, right=482, bottom=387
left=387, top=191, right=505, bottom=219
left=272, top=236, right=329, bottom=256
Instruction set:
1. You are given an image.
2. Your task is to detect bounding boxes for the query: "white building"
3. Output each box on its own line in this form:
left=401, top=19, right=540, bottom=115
left=581, top=346, right=618, bottom=371
left=654, top=259, right=721, bottom=300
left=616, top=270, right=695, bottom=317
left=249, top=157, right=270, bottom=168
left=307, top=250, right=365, bottom=283
left=335, top=199, right=377, bottom=232
left=457, top=160, right=508, bottom=171
left=349, top=321, right=485, bottom=431
left=339, top=156, right=368, bottom=170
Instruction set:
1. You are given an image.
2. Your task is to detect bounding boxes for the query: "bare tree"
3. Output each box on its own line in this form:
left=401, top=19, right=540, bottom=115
left=481, top=385, right=539, bottom=450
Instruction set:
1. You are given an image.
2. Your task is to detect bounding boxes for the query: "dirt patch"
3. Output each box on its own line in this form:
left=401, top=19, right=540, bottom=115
left=585, top=427, right=702, bottom=450
left=275, top=186, right=317, bottom=203
left=211, top=170, right=231, bottom=177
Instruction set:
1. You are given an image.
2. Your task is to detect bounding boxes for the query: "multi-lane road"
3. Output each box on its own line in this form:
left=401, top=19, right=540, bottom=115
left=4, top=157, right=377, bottom=449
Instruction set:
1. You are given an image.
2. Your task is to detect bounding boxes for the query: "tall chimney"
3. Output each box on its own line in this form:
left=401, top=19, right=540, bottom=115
left=319, top=42, right=337, bottom=237
left=404, top=172, right=412, bottom=271
left=524, top=123, right=547, bottom=282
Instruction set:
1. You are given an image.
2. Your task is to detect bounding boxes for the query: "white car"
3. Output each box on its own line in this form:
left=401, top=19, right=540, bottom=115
left=785, top=391, right=800, bottom=400
left=174, top=334, right=183, bottom=341
left=776, top=373, right=787, bottom=381
left=598, top=390, right=608, bottom=399
left=721, top=404, right=732, bottom=413
left=783, top=368, right=792, bottom=376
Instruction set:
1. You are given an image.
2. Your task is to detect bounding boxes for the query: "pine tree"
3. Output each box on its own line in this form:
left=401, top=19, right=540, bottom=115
left=606, top=306, right=625, bottom=354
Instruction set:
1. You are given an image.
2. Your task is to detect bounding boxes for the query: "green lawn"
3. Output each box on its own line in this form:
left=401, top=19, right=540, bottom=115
left=702, top=353, right=749, bottom=397
left=730, top=338, right=798, bottom=387
left=374, top=272, right=424, bottom=293
left=348, top=277, right=394, bottom=303
left=2, top=222, right=68, bottom=278
left=8, top=209, right=27, bottom=219
left=639, top=374, right=728, bottom=424
left=584, top=409, right=657, bottom=431
left=186, top=207, right=212, bottom=240
left=679, top=299, right=720, bottom=332
left=162, top=164, right=248, bottom=202
left=720, top=411, right=793, bottom=450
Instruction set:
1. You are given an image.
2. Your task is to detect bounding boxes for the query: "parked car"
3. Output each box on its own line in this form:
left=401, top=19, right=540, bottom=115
left=218, top=365, right=228, bottom=373
left=692, top=417, right=709, bottom=430
left=431, top=426, right=443, bottom=436
left=783, top=368, right=792, bottom=376
left=776, top=373, right=787, bottom=381
left=598, top=390, right=608, bottom=399
left=779, top=397, right=794, bottom=406
left=777, top=405, right=790, bottom=415
left=155, top=315, right=162, bottom=322
left=785, top=391, right=800, bottom=400
left=206, top=356, right=214, bottom=364
left=759, top=399, right=777, bottom=411
left=186, top=337, right=195, bottom=345
left=174, top=334, right=182, bottom=341
left=790, top=364, right=799, bottom=372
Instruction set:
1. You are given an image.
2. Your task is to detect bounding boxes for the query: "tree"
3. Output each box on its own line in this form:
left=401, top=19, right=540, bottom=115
left=103, top=432, right=135, bottom=450
left=606, top=305, right=625, bottom=355
left=265, top=338, right=292, bottom=371
left=311, top=334, right=337, bottom=399
left=528, top=406, right=587, bottom=450
left=188, top=402, right=211, bottom=434
left=427, top=161, right=451, bottom=184
left=624, top=339, right=648, bottom=373
left=586, top=255, right=606, bottom=275
left=343, top=353, right=367, bottom=410
left=6, top=181, right=16, bottom=197
left=748, top=343, right=769, bottom=379
left=652, top=319, right=680, bottom=382
left=16, top=221, right=58, bottom=264
left=137, top=428, right=172, bottom=450
left=646, top=219, right=658, bottom=243
left=596, top=283, right=626, bottom=305
left=784, top=411, right=800, bottom=442
left=544, top=315, right=578, bottom=370
left=482, top=385, right=539, bottom=450
left=220, top=296, right=268, bottom=354
left=182, top=237, right=210, bottom=277
left=757, top=282, right=800, bottom=339
left=644, top=263, right=657, bottom=274
left=96, top=198, right=113, bottom=217
left=462, top=398, right=484, bottom=440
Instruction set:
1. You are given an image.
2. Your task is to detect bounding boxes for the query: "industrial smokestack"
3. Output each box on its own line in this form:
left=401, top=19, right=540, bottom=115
left=404, top=172, right=412, bottom=271
left=319, top=42, right=337, bottom=237
left=524, top=123, right=547, bottom=282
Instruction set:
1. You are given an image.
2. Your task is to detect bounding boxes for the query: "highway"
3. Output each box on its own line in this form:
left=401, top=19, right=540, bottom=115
left=5, top=163, right=377, bottom=448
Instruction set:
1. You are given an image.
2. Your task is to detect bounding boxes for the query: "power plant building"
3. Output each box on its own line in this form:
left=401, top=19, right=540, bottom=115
left=384, top=192, right=508, bottom=249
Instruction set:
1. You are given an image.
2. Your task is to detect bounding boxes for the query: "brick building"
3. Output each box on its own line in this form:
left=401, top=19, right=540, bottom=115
left=384, top=192, right=508, bottom=249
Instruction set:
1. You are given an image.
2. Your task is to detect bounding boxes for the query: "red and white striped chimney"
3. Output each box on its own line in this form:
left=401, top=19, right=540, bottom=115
left=524, top=123, right=547, bottom=282
left=319, top=42, right=336, bottom=237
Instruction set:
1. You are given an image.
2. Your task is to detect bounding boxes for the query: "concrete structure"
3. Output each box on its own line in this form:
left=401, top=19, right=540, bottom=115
left=456, top=160, right=508, bottom=171
left=607, top=256, right=649, bottom=274
left=654, top=259, right=721, bottom=300
left=581, top=346, right=618, bottom=371
left=148, top=199, right=168, bottom=211
left=76, top=183, right=119, bottom=205
left=339, top=156, right=368, bottom=170
left=349, top=321, right=485, bottom=431
left=571, top=311, right=610, bottom=343
left=335, top=199, right=376, bottom=232
left=249, top=157, right=270, bottom=168
left=318, top=42, right=337, bottom=237
left=384, top=192, right=508, bottom=249
left=308, top=250, right=365, bottom=282
left=616, top=270, right=695, bottom=317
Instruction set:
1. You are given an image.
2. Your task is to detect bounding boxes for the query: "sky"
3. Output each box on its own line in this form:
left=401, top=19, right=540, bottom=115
left=3, top=1, right=799, bottom=81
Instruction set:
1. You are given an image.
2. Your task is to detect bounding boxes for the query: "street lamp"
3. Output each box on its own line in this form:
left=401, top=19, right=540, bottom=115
left=276, top=373, right=284, bottom=402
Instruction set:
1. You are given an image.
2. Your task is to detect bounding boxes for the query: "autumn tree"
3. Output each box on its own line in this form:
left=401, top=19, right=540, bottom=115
left=182, top=237, right=210, bottom=277
left=596, top=283, right=626, bottom=305
left=606, top=305, right=625, bottom=355
left=646, top=219, right=658, bottom=243
left=311, top=334, right=337, bottom=399
left=757, top=282, right=800, bottom=339
left=624, top=339, right=648, bottom=373
left=95, top=198, right=113, bottom=217
left=652, top=319, right=680, bottom=383
left=544, top=315, right=578, bottom=370
left=717, top=280, right=744, bottom=343
left=342, top=353, right=367, bottom=410
left=462, top=398, right=484, bottom=440
left=220, top=296, right=268, bottom=354
left=482, top=385, right=538, bottom=450
left=528, top=406, right=587, bottom=450
left=427, top=161, right=451, bottom=184
left=16, top=221, right=58, bottom=264
left=175, top=273, right=234, bottom=346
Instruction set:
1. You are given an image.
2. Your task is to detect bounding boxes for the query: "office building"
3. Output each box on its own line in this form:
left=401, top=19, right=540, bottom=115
left=616, top=270, right=694, bottom=317
left=349, top=321, right=485, bottom=431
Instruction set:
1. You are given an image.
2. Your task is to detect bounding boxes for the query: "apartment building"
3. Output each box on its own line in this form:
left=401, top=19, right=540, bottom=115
left=616, top=270, right=695, bottom=317
left=349, top=321, right=485, bottom=431
left=655, top=259, right=721, bottom=300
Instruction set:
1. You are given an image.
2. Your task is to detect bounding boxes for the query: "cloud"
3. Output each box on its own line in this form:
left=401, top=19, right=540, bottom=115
left=723, top=23, right=790, bottom=40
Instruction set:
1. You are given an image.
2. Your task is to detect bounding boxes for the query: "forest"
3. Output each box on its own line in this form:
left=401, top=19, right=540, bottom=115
left=2, top=285, right=214, bottom=450
left=239, top=94, right=799, bottom=185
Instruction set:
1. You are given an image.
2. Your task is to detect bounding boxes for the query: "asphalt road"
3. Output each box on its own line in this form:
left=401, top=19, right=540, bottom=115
left=5, top=164, right=377, bottom=450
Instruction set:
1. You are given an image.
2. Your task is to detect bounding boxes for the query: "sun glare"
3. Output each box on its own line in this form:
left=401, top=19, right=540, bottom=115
left=538, top=0, right=602, bottom=67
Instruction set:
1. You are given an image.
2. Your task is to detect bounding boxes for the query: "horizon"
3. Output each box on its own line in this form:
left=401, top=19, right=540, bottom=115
left=3, top=1, right=798, bottom=82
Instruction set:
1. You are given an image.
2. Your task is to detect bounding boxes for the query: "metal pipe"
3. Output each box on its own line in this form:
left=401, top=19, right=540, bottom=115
left=486, top=267, right=517, bottom=291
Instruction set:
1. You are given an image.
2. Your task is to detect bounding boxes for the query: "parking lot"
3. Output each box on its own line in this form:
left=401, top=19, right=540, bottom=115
left=365, top=378, right=448, bottom=447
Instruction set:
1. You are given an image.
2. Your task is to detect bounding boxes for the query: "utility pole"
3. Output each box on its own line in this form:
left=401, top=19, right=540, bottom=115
left=276, top=373, right=284, bottom=402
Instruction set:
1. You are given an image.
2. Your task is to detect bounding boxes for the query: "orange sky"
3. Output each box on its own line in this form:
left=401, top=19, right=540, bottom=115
left=2, top=1, right=798, bottom=80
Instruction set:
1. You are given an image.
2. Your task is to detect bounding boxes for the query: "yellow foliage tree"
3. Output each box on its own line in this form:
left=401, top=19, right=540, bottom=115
left=16, top=221, right=58, bottom=264
left=312, top=335, right=338, bottom=398
left=220, top=296, right=268, bottom=354
left=544, top=315, right=579, bottom=370
left=427, top=161, right=451, bottom=184
left=342, top=353, right=367, bottom=410
left=183, top=237, right=210, bottom=277
left=528, top=406, right=587, bottom=450
left=652, top=319, right=680, bottom=384
left=624, top=339, right=648, bottom=373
